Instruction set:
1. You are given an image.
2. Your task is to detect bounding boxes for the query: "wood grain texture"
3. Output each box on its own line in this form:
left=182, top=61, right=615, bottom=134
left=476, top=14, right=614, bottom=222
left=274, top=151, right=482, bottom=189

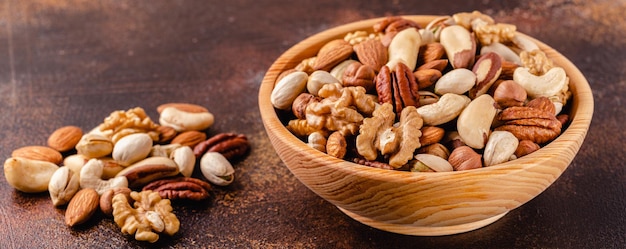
left=259, top=16, right=594, bottom=236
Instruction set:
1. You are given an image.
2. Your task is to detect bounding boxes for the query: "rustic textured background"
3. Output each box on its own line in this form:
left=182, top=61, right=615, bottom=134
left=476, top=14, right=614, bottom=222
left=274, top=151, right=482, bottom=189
left=0, top=0, right=624, bottom=248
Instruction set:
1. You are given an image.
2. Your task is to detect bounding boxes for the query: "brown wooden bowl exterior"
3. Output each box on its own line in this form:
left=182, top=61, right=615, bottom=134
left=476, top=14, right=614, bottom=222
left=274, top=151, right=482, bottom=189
left=259, top=15, right=593, bottom=236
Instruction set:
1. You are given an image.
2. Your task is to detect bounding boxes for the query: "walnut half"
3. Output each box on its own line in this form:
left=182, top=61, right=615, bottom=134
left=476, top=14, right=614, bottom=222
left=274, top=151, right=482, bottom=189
left=112, top=190, right=180, bottom=243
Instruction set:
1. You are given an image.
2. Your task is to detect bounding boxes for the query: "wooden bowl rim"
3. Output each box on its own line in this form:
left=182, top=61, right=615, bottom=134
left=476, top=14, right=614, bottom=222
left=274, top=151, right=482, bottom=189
left=259, top=15, right=594, bottom=182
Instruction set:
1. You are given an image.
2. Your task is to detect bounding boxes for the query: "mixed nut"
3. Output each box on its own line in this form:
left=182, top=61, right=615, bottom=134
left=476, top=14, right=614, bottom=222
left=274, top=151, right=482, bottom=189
left=272, top=11, right=571, bottom=172
left=3, top=103, right=250, bottom=243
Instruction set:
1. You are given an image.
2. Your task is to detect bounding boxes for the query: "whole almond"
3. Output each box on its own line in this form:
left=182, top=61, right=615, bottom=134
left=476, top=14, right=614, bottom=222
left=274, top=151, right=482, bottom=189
left=65, top=188, right=100, bottom=227
left=47, top=126, right=83, bottom=152
left=12, top=145, right=63, bottom=165
left=157, top=103, right=208, bottom=114
left=313, top=39, right=353, bottom=71
left=419, top=42, right=445, bottom=64
left=171, top=130, right=207, bottom=148
left=353, top=39, right=387, bottom=72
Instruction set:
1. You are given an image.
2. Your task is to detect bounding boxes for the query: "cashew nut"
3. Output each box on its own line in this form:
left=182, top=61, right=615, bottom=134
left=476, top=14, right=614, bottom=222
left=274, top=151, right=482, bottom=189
left=170, top=146, right=195, bottom=177
left=513, top=66, right=567, bottom=98
left=80, top=159, right=129, bottom=195
left=416, top=93, right=471, bottom=126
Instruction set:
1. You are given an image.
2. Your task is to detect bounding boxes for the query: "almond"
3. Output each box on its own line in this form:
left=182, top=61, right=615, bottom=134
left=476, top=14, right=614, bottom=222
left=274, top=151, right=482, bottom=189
left=313, top=39, right=353, bottom=71
left=12, top=145, right=63, bottom=165
left=353, top=39, right=387, bottom=72
left=47, top=126, right=83, bottom=152
left=419, top=126, right=445, bottom=146
left=65, top=188, right=100, bottom=227
left=419, top=42, right=445, bottom=64
left=171, top=130, right=207, bottom=148
left=157, top=103, right=208, bottom=114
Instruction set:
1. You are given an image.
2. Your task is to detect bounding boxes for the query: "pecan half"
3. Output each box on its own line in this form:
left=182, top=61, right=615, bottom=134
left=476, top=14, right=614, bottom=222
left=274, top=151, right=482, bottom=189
left=495, top=106, right=562, bottom=144
left=142, top=177, right=212, bottom=201
left=375, top=63, right=419, bottom=113
left=193, top=133, right=250, bottom=160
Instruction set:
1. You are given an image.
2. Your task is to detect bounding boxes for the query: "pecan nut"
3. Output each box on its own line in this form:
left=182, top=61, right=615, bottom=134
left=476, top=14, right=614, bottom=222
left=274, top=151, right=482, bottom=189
left=193, top=133, right=250, bottom=160
left=375, top=63, right=420, bottom=113
left=142, top=177, right=212, bottom=201
left=495, top=106, right=562, bottom=144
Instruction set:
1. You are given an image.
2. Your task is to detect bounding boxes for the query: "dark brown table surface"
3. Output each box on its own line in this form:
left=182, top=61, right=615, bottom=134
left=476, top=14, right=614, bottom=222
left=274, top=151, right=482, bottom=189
left=1, top=0, right=624, bottom=248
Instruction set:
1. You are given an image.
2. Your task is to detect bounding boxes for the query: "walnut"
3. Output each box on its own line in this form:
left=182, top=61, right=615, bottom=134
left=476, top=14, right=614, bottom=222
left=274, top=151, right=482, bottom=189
left=112, top=190, right=180, bottom=243
left=98, top=107, right=160, bottom=143
left=356, top=103, right=423, bottom=168
left=343, top=30, right=381, bottom=46
left=305, top=83, right=376, bottom=136
left=520, top=49, right=555, bottom=76
left=452, top=10, right=495, bottom=30
left=474, top=23, right=516, bottom=45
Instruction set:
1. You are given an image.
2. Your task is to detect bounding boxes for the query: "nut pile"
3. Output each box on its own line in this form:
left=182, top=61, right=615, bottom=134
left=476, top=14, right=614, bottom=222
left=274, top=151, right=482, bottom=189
left=272, top=11, right=571, bottom=172
left=3, top=103, right=250, bottom=243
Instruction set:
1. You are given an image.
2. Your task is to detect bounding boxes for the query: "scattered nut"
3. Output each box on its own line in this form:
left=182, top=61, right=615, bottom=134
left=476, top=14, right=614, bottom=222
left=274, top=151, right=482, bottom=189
left=12, top=145, right=63, bottom=165
left=48, top=166, right=80, bottom=206
left=47, top=126, right=84, bottom=152
left=3, top=157, right=59, bottom=193
left=199, top=152, right=235, bottom=186
left=65, top=188, right=100, bottom=227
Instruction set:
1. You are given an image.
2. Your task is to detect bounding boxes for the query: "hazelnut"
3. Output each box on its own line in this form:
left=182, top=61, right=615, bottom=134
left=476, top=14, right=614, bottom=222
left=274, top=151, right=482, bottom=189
left=514, top=140, right=540, bottom=158
left=448, top=146, right=482, bottom=171
left=493, top=80, right=527, bottom=108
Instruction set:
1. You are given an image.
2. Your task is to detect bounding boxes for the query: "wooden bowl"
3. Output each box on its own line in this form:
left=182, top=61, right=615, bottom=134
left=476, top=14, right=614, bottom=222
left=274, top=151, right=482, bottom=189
left=258, top=15, right=593, bottom=236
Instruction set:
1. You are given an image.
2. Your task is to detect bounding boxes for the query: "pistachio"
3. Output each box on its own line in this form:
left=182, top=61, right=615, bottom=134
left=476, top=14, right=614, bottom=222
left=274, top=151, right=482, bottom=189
left=76, top=133, right=114, bottom=159
left=483, top=131, right=519, bottom=166
left=270, top=71, right=308, bottom=110
left=48, top=166, right=80, bottom=206
left=112, top=133, right=153, bottom=166
left=412, top=154, right=453, bottom=172
left=200, top=152, right=235, bottom=186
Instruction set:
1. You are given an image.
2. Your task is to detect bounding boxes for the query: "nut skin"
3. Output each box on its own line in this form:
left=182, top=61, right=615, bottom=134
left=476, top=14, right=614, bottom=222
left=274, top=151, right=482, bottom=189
left=470, top=52, right=502, bottom=99
left=47, top=126, right=83, bottom=152
left=65, top=188, right=100, bottom=227
left=171, top=130, right=207, bottom=148
left=440, top=25, right=476, bottom=69
left=193, top=133, right=250, bottom=160
left=416, top=59, right=449, bottom=72
left=12, top=145, right=63, bottom=165
left=352, top=157, right=394, bottom=170
left=375, top=63, right=420, bottom=114
left=496, top=106, right=562, bottom=144
left=448, top=146, right=483, bottom=171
